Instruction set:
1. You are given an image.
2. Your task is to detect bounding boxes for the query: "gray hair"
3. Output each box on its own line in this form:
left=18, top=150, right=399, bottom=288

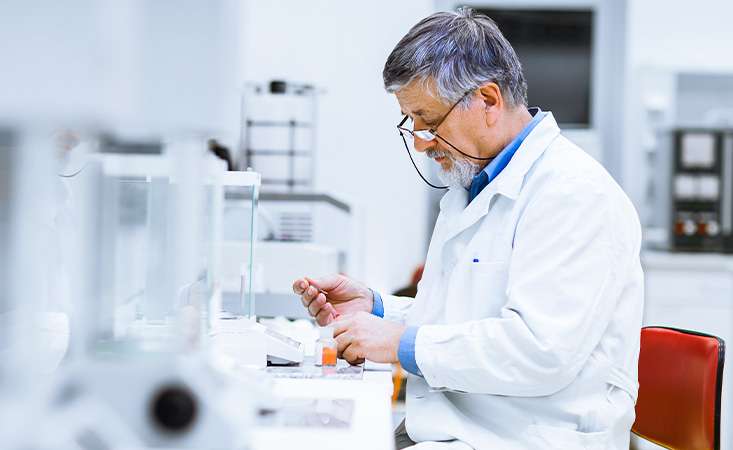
left=383, top=7, right=527, bottom=108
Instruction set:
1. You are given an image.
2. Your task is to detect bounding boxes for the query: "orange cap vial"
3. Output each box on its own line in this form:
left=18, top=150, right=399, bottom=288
left=316, top=326, right=337, bottom=367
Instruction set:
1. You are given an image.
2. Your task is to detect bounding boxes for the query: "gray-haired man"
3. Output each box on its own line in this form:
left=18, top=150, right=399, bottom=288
left=294, top=8, right=643, bottom=449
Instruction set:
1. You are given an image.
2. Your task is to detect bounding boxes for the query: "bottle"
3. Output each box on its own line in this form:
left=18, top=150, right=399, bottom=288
left=315, top=326, right=337, bottom=367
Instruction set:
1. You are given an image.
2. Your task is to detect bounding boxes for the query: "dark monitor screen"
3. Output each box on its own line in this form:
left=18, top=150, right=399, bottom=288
left=478, top=8, right=594, bottom=127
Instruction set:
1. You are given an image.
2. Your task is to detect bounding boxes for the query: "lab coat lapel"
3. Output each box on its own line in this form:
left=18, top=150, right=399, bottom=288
left=440, top=188, right=497, bottom=245
left=439, top=113, right=562, bottom=245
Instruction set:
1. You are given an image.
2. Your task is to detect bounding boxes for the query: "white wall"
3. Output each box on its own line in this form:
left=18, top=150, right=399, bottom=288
left=241, top=1, right=435, bottom=293
left=622, top=0, right=733, bottom=216
left=0, top=0, right=244, bottom=136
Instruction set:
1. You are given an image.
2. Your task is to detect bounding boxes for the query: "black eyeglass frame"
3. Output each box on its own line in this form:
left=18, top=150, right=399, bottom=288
left=395, top=89, right=492, bottom=189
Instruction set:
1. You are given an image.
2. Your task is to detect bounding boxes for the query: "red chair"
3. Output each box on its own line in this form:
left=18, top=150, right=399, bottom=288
left=633, top=326, right=725, bottom=450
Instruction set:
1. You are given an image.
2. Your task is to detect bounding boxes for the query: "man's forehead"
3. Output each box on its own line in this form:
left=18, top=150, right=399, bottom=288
left=396, top=79, right=444, bottom=117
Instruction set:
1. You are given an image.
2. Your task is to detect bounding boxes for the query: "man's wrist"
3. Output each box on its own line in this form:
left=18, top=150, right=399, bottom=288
left=393, top=324, right=407, bottom=363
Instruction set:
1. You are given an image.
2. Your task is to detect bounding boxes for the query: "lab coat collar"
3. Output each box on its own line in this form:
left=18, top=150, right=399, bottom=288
left=440, top=112, right=561, bottom=212
left=480, top=111, right=561, bottom=201
left=438, top=112, right=561, bottom=241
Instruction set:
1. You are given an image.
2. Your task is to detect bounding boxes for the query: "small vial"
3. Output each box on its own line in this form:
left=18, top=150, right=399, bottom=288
left=315, top=326, right=337, bottom=367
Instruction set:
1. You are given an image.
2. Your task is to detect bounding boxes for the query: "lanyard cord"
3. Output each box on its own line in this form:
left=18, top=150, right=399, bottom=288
left=400, top=133, right=448, bottom=190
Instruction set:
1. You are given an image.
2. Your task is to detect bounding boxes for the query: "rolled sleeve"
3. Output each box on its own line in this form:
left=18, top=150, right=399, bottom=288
left=370, top=290, right=384, bottom=318
left=398, top=326, right=423, bottom=376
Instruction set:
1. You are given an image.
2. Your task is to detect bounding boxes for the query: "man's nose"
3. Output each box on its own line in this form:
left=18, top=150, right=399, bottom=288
left=413, top=136, right=433, bottom=153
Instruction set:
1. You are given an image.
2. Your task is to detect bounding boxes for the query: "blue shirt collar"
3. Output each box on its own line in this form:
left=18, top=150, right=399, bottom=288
left=467, top=107, right=546, bottom=204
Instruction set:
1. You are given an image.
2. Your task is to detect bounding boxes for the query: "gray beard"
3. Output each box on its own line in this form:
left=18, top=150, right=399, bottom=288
left=426, top=149, right=481, bottom=189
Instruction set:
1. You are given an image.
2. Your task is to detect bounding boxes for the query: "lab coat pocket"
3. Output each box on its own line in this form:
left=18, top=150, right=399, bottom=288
left=464, top=261, right=509, bottom=318
left=527, top=424, right=610, bottom=450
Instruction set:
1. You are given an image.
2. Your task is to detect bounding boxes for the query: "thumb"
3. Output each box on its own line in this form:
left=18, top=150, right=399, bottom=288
left=305, top=274, right=342, bottom=292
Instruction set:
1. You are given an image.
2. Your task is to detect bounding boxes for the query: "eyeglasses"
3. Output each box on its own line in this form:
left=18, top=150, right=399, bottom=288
left=397, top=90, right=470, bottom=143
left=396, top=90, right=492, bottom=163
left=395, top=89, right=493, bottom=190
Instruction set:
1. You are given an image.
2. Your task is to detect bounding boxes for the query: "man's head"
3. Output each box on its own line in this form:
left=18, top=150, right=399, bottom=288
left=383, top=8, right=528, bottom=188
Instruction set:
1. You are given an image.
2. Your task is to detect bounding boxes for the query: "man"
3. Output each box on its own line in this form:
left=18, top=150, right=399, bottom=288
left=293, top=8, right=643, bottom=450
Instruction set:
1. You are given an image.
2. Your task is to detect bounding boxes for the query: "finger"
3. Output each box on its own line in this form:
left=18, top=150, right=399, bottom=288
left=335, top=332, right=353, bottom=356
left=307, top=285, right=320, bottom=300
left=342, top=343, right=363, bottom=365
left=301, top=286, right=319, bottom=308
left=326, top=303, right=340, bottom=319
left=306, top=274, right=341, bottom=292
left=292, top=278, right=309, bottom=295
left=300, top=290, right=316, bottom=308
left=315, top=306, right=333, bottom=326
left=308, top=293, right=327, bottom=317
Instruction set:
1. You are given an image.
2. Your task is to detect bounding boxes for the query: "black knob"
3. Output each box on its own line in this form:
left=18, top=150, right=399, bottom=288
left=150, top=385, right=197, bottom=433
left=269, top=80, right=287, bottom=94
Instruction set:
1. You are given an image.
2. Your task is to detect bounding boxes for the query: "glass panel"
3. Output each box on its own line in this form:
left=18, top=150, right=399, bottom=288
left=218, top=178, right=258, bottom=318
left=74, top=149, right=216, bottom=357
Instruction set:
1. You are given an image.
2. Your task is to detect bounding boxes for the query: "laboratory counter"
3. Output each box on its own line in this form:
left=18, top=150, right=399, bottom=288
left=251, top=361, right=396, bottom=450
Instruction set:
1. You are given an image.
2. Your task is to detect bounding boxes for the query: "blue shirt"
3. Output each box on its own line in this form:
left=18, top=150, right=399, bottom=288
left=372, top=108, right=547, bottom=377
left=468, top=107, right=546, bottom=204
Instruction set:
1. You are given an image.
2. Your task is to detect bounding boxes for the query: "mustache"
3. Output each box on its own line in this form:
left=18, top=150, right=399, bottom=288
left=426, top=148, right=449, bottom=159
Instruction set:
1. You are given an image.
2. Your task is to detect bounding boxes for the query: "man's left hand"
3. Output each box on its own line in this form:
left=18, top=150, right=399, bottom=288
left=333, top=312, right=406, bottom=365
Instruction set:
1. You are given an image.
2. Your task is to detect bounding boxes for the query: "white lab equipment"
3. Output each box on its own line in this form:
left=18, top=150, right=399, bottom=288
left=240, top=80, right=319, bottom=192
left=380, top=113, right=643, bottom=449
left=0, top=129, right=63, bottom=448
left=67, top=148, right=216, bottom=355
left=6, top=142, right=258, bottom=450
left=632, top=70, right=733, bottom=245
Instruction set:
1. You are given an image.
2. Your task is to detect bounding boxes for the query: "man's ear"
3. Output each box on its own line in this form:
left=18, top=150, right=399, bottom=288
left=477, top=82, right=503, bottom=126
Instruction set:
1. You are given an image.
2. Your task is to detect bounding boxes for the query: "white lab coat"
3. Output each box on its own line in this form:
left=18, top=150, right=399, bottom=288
left=383, top=113, right=644, bottom=450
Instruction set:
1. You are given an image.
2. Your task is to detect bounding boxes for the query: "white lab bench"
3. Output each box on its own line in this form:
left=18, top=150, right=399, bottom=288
left=251, top=366, right=395, bottom=450
left=637, top=250, right=733, bottom=450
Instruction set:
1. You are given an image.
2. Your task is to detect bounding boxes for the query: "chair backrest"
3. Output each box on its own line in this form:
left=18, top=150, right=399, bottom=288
left=633, top=326, right=725, bottom=450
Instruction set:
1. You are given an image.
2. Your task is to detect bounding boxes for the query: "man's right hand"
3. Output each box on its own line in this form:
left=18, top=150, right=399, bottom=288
left=292, top=274, right=374, bottom=326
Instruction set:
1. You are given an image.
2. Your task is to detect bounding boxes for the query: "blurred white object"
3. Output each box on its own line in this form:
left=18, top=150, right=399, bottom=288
left=251, top=371, right=395, bottom=450
left=0, top=130, right=61, bottom=448
left=211, top=315, right=304, bottom=366
left=210, top=315, right=268, bottom=368
left=0, top=1, right=244, bottom=136
left=28, top=357, right=254, bottom=449
left=239, top=80, right=320, bottom=192
left=6, top=140, right=259, bottom=449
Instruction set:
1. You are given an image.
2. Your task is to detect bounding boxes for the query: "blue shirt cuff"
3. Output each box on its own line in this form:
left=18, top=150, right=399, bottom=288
left=398, top=326, right=422, bottom=377
left=370, top=289, right=384, bottom=318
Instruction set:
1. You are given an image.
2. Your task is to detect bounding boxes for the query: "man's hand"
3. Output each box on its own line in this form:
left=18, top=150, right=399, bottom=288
left=292, top=274, right=374, bottom=326
left=333, top=312, right=406, bottom=365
